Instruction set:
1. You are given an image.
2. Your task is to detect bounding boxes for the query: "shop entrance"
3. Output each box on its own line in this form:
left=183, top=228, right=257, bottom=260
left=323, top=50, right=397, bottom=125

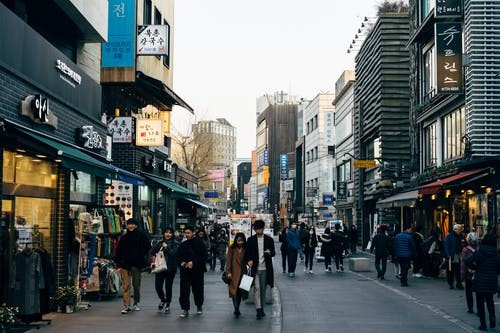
left=0, top=199, right=13, bottom=304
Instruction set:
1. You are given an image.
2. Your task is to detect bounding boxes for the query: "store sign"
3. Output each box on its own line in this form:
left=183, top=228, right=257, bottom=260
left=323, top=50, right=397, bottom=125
left=324, top=111, right=334, bottom=146
left=163, top=160, right=172, bottom=173
left=55, top=59, right=82, bottom=87
left=436, top=22, right=463, bottom=94
left=108, top=117, right=133, bottom=143
left=337, top=181, right=347, bottom=201
left=353, top=159, right=376, bottom=168
left=204, top=190, right=219, bottom=199
left=287, top=198, right=293, bottom=212
left=137, top=25, right=169, bottom=55
left=102, top=0, right=135, bottom=67
left=19, top=95, right=58, bottom=128
left=79, top=126, right=103, bottom=150
left=264, top=149, right=269, bottom=165
left=135, top=118, right=164, bottom=146
left=280, top=153, right=288, bottom=180
left=323, top=194, right=335, bottom=205
left=284, top=179, right=294, bottom=191
left=435, top=0, right=462, bottom=18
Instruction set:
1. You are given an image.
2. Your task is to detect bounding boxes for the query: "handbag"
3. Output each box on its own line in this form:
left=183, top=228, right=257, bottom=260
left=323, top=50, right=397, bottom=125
left=221, top=271, right=231, bottom=284
left=91, top=210, right=104, bottom=234
left=151, top=250, right=168, bottom=274
left=239, top=266, right=254, bottom=292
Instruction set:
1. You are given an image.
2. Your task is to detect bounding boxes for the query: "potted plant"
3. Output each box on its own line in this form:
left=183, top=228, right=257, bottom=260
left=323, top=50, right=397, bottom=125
left=51, top=286, right=80, bottom=313
left=0, top=303, right=19, bottom=332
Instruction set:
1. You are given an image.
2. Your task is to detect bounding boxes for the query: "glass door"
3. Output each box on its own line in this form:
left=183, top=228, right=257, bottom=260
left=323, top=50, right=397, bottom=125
left=1, top=199, right=13, bottom=304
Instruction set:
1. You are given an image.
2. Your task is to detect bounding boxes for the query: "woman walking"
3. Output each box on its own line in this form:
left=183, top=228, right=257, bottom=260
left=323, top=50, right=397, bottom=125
left=303, top=227, right=318, bottom=274
left=320, top=228, right=334, bottom=272
left=465, top=233, right=500, bottom=331
left=149, top=228, right=179, bottom=313
left=216, top=229, right=229, bottom=271
left=461, top=232, right=477, bottom=314
left=278, top=226, right=288, bottom=274
left=225, top=232, right=247, bottom=318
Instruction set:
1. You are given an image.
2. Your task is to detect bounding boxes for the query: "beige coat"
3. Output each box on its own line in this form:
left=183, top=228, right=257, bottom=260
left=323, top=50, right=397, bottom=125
left=225, top=245, right=246, bottom=298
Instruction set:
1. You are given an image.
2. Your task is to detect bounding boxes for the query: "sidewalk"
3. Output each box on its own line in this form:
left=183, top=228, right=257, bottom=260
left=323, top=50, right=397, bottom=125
left=349, top=249, right=499, bottom=332
left=28, top=268, right=281, bottom=333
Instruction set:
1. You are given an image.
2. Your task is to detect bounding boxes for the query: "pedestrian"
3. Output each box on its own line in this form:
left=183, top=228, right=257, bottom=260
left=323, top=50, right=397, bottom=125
left=302, top=226, right=318, bottom=274
left=412, top=225, right=424, bottom=278
left=444, top=224, right=464, bottom=289
left=298, top=222, right=308, bottom=262
left=177, top=226, right=208, bottom=318
left=225, top=232, right=247, bottom=318
left=208, top=229, right=218, bottom=271
left=149, top=228, right=178, bottom=314
left=388, top=229, right=401, bottom=278
left=278, top=226, right=288, bottom=274
left=370, top=225, right=390, bottom=280
left=461, top=232, right=477, bottom=314
left=286, top=222, right=301, bottom=277
left=342, top=223, right=350, bottom=256
left=350, top=225, right=358, bottom=254
left=422, top=228, right=442, bottom=278
left=319, top=228, right=334, bottom=272
left=196, top=229, right=211, bottom=271
left=216, top=228, right=229, bottom=271
left=115, top=218, right=151, bottom=314
left=244, top=219, right=275, bottom=320
left=394, top=226, right=416, bottom=287
left=465, top=233, right=500, bottom=331
left=332, top=224, right=347, bottom=272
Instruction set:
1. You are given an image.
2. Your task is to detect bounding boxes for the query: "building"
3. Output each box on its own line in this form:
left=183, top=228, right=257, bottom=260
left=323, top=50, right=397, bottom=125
left=303, top=93, right=336, bottom=224
left=407, top=0, right=500, bottom=239
left=354, top=12, right=411, bottom=247
left=333, top=70, right=356, bottom=228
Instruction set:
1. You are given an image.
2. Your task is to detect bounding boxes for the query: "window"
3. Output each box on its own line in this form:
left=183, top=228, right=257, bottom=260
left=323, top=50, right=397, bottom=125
left=422, top=44, right=436, bottom=102
left=314, top=115, right=318, bottom=129
left=335, top=112, right=352, bottom=145
left=154, top=7, right=161, bottom=24
left=337, top=161, right=352, bottom=181
left=444, top=107, right=465, bottom=160
left=314, top=147, right=318, bottom=161
left=424, top=122, right=437, bottom=167
left=143, top=0, right=152, bottom=24
left=421, top=0, right=435, bottom=21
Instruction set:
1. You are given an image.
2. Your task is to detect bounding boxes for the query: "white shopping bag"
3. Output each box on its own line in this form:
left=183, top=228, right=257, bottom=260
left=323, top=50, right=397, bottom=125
left=151, top=251, right=168, bottom=274
left=239, top=273, right=254, bottom=292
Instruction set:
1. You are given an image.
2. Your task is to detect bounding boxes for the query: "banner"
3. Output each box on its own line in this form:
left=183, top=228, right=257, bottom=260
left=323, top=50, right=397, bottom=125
left=102, top=0, right=135, bottom=68
left=436, top=22, right=463, bottom=94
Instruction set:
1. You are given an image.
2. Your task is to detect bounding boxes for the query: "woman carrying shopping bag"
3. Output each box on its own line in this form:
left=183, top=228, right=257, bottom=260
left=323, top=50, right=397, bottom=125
left=225, top=232, right=247, bottom=318
left=149, top=228, right=179, bottom=314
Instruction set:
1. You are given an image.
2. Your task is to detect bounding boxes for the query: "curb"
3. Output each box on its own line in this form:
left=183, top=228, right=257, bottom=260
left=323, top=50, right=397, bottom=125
left=269, top=284, right=282, bottom=333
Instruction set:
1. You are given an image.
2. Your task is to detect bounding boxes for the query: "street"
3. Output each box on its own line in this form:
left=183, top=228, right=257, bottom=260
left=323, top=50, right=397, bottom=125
left=28, top=245, right=499, bottom=333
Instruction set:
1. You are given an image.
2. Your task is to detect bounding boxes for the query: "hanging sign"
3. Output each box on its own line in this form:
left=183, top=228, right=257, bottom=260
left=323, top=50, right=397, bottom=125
left=435, top=0, right=462, bottom=18
left=135, top=118, right=164, bottom=146
left=137, top=25, right=169, bottom=55
left=108, top=117, right=133, bottom=143
left=436, top=22, right=463, bottom=94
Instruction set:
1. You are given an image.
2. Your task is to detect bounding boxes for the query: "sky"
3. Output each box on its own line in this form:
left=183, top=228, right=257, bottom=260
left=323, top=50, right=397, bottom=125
left=171, top=0, right=380, bottom=158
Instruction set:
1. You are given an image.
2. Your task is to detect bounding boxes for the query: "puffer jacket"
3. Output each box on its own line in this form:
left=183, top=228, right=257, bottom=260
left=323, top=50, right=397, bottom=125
left=394, top=231, right=416, bottom=258
left=465, top=245, right=500, bottom=293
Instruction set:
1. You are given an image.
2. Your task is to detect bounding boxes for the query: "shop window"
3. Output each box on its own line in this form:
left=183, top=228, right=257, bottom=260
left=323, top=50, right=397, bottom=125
left=3, top=150, right=56, bottom=188
left=70, top=171, right=96, bottom=195
left=444, top=107, right=465, bottom=160
left=422, top=43, right=436, bottom=102
left=424, top=122, right=437, bottom=167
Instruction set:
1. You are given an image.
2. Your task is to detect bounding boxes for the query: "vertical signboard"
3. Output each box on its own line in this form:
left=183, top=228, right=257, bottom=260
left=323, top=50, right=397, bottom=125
left=435, top=0, right=462, bottom=18
left=324, top=111, right=334, bottom=146
left=436, top=22, right=463, bottom=94
left=280, top=153, right=288, bottom=180
left=102, top=0, right=135, bottom=68
left=337, top=181, right=347, bottom=201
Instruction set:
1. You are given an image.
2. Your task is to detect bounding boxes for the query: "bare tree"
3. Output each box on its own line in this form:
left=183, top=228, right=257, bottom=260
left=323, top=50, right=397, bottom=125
left=378, top=0, right=409, bottom=15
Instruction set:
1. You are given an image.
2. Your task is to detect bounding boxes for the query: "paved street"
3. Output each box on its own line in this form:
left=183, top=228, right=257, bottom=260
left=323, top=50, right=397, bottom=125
left=29, top=245, right=500, bottom=333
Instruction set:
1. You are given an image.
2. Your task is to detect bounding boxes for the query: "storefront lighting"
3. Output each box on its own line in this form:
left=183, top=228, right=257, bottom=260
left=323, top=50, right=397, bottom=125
left=431, top=194, right=436, bottom=200
left=486, top=187, right=493, bottom=194
left=15, top=154, right=23, bottom=158
left=461, top=189, right=465, bottom=193
left=35, top=154, right=47, bottom=158
left=55, top=159, right=62, bottom=163
left=115, top=108, right=120, bottom=117
left=466, top=189, right=474, bottom=195
left=31, top=159, right=42, bottom=162
left=445, top=189, right=451, bottom=198
left=16, top=149, right=26, bottom=153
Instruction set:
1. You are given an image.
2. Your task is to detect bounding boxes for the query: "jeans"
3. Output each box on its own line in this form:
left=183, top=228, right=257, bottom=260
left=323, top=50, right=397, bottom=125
left=179, top=270, right=204, bottom=311
left=254, top=270, right=267, bottom=310
left=288, top=249, right=298, bottom=273
left=304, top=247, right=315, bottom=270
left=375, top=255, right=387, bottom=278
left=477, top=292, right=495, bottom=327
left=154, top=270, right=176, bottom=304
left=122, top=266, right=142, bottom=306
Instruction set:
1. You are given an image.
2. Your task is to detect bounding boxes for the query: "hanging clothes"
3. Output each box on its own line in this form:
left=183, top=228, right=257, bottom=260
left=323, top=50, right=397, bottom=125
left=34, top=248, right=55, bottom=314
left=9, top=249, right=45, bottom=315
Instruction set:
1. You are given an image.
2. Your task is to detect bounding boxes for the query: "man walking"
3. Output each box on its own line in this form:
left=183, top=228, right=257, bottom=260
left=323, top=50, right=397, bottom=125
left=116, top=218, right=151, bottom=314
left=370, top=225, right=390, bottom=280
left=286, top=222, right=301, bottom=277
left=245, top=219, right=275, bottom=319
left=177, top=226, right=208, bottom=318
left=444, top=224, right=464, bottom=289
left=394, top=226, right=416, bottom=287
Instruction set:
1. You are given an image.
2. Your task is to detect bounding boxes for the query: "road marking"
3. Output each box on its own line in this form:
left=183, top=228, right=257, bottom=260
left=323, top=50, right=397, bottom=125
left=348, top=271, right=476, bottom=333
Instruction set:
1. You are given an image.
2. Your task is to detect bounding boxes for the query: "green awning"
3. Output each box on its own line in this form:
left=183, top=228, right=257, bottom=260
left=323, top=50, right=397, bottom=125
left=16, top=128, right=116, bottom=179
left=143, top=174, right=198, bottom=199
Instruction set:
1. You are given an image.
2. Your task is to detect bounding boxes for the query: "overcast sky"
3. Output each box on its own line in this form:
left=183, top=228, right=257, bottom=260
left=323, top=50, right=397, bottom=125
left=171, top=0, right=380, bottom=158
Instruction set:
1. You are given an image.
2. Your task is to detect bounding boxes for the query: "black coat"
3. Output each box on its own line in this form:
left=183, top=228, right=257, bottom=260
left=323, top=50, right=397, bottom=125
left=115, top=229, right=151, bottom=269
left=302, top=233, right=318, bottom=250
left=320, top=233, right=334, bottom=257
left=465, top=245, right=500, bottom=293
left=244, top=234, right=275, bottom=288
left=177, top=237, right=208, bottom=273
left=370, top=233, right=390, bottom=257
left=332, top=230, right=347, bottom=251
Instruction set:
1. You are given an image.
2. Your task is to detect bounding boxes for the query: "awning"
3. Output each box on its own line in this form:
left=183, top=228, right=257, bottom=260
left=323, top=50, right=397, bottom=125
left=13, top=125, right=116, bottom=179
left=143, top=173, right=198, bottom=199
left=111, top=165, right=145, bottom=186
left=376, top=190, right=418, bottom=209
left=135, top=71, right=194, bottom=114
left=181, top=198, right=211, bottom=210
left=418, top=168, right=490, bottom=196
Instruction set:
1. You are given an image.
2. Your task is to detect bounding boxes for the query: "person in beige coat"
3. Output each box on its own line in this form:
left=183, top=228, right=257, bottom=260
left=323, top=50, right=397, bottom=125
left=225, top=232, right=247, bottom=318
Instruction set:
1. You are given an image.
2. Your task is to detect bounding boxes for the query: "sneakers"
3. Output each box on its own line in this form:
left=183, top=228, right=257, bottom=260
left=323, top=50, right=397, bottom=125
left=288, top=272, right=295, bottom=278
left=304, top=268, right=307, bottom=273
left=412, top=273, right=422, bottom=278
left=121, top=306, right=131, bottom=314
left=196, top=306, right=203, bottom=315
left=336, top=269, right=341, bottom=273
left=163, top=306, right=170, bottom=314
left=340, top=265, right=344, bottom=272
left=256, top=308, right=265, bottom=320
left=309, top=270, right=314, bottom=274
left=131, top=303, right=141, bottom=311
left=158, top=302, right=166, bottom=312
left=179, top=310, right=189, bottom=318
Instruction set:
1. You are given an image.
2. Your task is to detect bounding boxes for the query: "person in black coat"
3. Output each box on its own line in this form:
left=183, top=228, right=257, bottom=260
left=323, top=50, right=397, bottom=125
left=115, top=218, right=151, bottom=314
left=177, top=226, right=208, bottom=318
left=278, top=226, right=288, bottom=274
left=465, top=233, right=500, bottom=331
left=370, top=225, right=390, bottom=280
left=149, top=228, right=178, bottom=313
left=244, top=219, right=275, bottom=319
left=320, top=228, right=334, bottom=272
left=332, top=224, right=347, bottom=272
left=302, top=227, right=318, bottom=273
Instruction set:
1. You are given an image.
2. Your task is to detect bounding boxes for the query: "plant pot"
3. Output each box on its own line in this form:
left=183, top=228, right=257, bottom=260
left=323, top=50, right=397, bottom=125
left=65, top=305, right=74, bottom=314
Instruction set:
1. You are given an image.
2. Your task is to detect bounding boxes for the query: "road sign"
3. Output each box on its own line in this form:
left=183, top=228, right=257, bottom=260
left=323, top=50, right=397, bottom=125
left=353, top=159, right=376, bottom=168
